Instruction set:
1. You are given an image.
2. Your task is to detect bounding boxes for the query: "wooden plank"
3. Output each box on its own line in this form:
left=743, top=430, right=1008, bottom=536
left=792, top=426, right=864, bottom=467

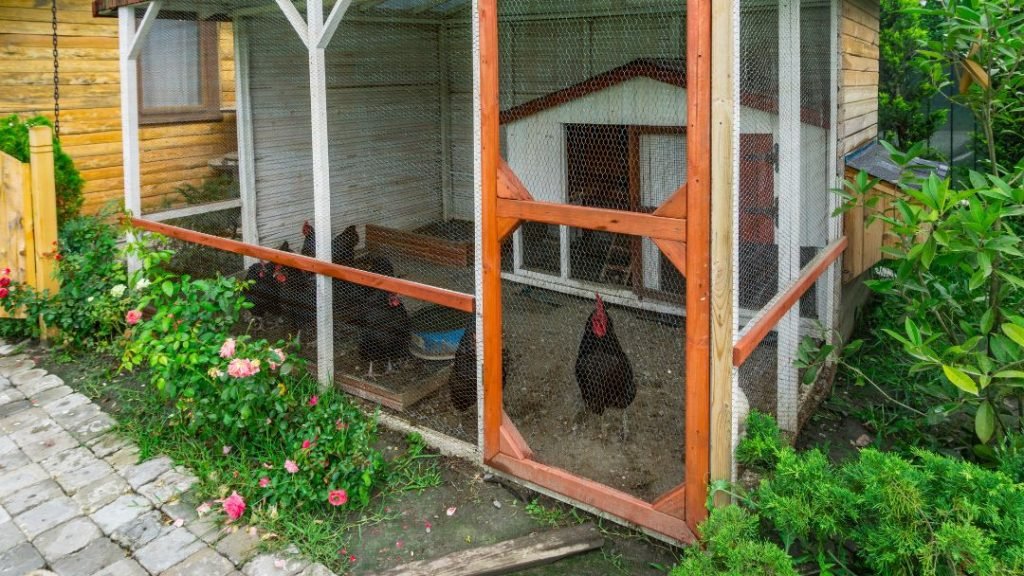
left=651, top=485, right=686, bottom=519
left=337, top=366, right=449, bottom=412
left=489, top=454, right=696, bottom=545
left=497, top=199, right=687, bottom=242
left=499, top=410, right=533, bottom=461
left=651, top=238, right=686, bottom=277
left=365, top=224, right=471, bottom=268
left=130, top=218, right=476, bottom=313
left=0, top=152, right=29, bottom=319
left=28, top=126, right=58, bottom=295
left=685, top=0, right=712, bottom=532
left=652, top=183, right=687, bottom=219
left=733, top=237, right=849, bottom=366
left=479, top=0, right=502, bottom=462
left=709, top=0, right=736, bottom=503
left=375, top=524, right=604, bottom=576
left=497, top=160, right=533, bottom=201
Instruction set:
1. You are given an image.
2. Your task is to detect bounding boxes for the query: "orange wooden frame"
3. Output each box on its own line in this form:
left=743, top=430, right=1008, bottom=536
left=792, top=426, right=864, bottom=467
left=129, top=218, right=475, bottom=313
left=478, top=0, right=711, bottom=543
left=733, top=236, right=847, bottom=366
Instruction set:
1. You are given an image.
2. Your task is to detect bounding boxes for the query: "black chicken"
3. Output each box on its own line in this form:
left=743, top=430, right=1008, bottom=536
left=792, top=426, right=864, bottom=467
left=448, top=322, right=511, bottom=413
left=359, top=290, right=411, bottom=379
left=575, top=294, right=635, bottom=440
left=243, top=240, right=293, bottom=322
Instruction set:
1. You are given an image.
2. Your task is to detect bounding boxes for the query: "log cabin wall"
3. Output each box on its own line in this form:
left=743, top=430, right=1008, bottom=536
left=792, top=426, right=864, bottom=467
left=837, top=0, right=879, bottom=156
left=0, top=0, right=237, bottom=215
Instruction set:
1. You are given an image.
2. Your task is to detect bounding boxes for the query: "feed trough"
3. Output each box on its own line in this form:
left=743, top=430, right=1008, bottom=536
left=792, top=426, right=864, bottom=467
left=409, top=305, right=472, bottom=360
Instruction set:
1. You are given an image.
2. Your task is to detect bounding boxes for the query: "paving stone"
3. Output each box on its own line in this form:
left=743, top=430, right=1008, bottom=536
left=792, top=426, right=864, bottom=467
left=296, top=563, right=336, bottom=576
left=242, top=552, right=310, bottom=576
left=32, top=516, right=102, bottom=563
left=20, top=429, right=79, bottom=462
left=91, top=494, right=152, bottom=535
left=133, top=526, right=204, bottom=574
left=0, top=407, right=48, bottom=435
left=111, top=509, right=170, bottom=551
left=0, top=540, right=45, bottom=576
left=0, top=506, right=7, bottom=524
left=41, top=392, right=90, bottom=418
left=87, top=433, right=129, bottom=458
left=68, top=413, right=116, bottom=444
left=122, top=455, right=174, bottom=489
left=10, top=368, right=47, bottom=388
left=91, top=559, right=148, bottom=576
left=29, top=384, right=72, bottom=406
left=0, top=389, right=24, bottom=407
left=0, top=443, right=29, bottom=471
left=0, top=399, right=30, bottom=419
left=0, top=463, right=48, bottom=497
left=163, top=547, right=236, bottom=576
left=0, top=520, right=26, bottom=553
left=184, top=511, right=225, bottom=544
left=0, top=436, right=15, bottom=455
left=138, top=468, right=196, bottom=506
left=216, top=525, right=263, bottom=565
left=73, top=473, right=131, bottom=514
left=19, top=373, right=62, bottom=397
left=50, top=537, right=127, bottom=576
left=61, top=402, right=102, bottom=431
left=105, top=445, right=140, bottom=473
left=41, top=447, right=99, bottom=476
left=0, top=357, right=34, bottom=379
left=0, top=479, right=64, bottom=516
left=56, top=458, right=115, bottom=494
left=12, top=495, right=79, bottom=539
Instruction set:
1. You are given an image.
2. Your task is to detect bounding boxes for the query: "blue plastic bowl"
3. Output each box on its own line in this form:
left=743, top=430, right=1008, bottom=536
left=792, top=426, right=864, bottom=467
left=410, top=327, right=466, bottom=361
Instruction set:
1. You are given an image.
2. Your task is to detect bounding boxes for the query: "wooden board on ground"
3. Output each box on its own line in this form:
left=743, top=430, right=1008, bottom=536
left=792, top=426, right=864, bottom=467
left=374, top=523, right=604, bottom=576
left=337, top=365, right=451, bottom=412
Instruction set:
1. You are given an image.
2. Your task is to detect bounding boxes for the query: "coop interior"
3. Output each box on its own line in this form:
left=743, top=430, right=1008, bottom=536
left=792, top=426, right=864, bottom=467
left=124, top=0, right=839, bottom=513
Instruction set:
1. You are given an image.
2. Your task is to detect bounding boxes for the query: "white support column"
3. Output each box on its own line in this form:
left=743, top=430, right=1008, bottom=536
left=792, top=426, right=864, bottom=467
left=471, top=0, right=485, bottom=456
left=776, top=0, right=802, bottom=433
left=824, top=0, right=841, bottom=338
left=119, top=6, right=141, bottom=271
left=234, top=18, right=259, bottom=270
left=307, top=0, right=335, bottom=384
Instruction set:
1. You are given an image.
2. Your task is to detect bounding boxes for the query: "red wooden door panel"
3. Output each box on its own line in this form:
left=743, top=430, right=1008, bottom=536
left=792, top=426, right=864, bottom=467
left=739, top=133, right=776, bottom=244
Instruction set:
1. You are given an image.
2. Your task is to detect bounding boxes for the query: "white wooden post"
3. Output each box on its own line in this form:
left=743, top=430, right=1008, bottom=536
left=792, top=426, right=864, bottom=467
left=234, top=18, right=259, bottom=270
left=307, top=0, right=335, bottom=385
left=824, top=0, right=841, bottom=337
left=471, top=0, right=485, bottom=455
left=776, top=0, right=801, bottom=433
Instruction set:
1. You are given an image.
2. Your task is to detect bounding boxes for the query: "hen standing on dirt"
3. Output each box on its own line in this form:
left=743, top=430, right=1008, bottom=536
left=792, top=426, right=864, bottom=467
left=359, top=290, right=411, bottom=379
left=575, top=294, right=635, bottom=440
left=242, top=241, right=292, bottom=322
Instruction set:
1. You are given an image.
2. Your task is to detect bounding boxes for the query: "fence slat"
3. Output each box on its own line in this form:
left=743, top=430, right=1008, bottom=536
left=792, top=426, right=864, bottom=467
left=29, top=126, right=59, bottom=298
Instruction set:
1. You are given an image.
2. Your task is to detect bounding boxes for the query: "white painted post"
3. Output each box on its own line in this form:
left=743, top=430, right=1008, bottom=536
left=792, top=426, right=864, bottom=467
left=306, top=0, right=335, bottom=385
left=234, top=18, right=259, bottom=270
left=824, top=0, right=841, bottom=338
left=119, top=6, right=141, bottom=272
left=471, top=0, right=485, bottom=456
left=776, top=0, right=802, bottom=433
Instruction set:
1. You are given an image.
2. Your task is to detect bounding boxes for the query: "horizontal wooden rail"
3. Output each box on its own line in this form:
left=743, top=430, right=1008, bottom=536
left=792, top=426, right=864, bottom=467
left=496, top=198, right=687, bottom=241
left=145, top=198, right=242, bottom=223
left=732, top=236, right=847, bottom=366
left=130, top=218, right=476, bottom=313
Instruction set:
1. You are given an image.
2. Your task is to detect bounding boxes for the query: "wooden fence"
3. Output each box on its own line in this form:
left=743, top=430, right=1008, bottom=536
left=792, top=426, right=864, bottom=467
left=0, top=126, right=60, bottom=321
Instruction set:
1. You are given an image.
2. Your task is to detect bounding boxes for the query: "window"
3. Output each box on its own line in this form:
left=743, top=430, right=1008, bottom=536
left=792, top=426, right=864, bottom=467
left=138, top=19, right=220, bottom=124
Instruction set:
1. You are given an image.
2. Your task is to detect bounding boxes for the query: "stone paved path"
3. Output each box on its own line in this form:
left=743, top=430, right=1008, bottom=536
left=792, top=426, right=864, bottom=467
left=0, top=342, right=336, bottom=576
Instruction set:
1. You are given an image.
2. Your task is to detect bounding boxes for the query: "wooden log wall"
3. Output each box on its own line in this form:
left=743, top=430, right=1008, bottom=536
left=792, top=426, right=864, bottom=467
left=0, top=0, right=237, bottom=215
left=838, top=0, right=879, bottom=156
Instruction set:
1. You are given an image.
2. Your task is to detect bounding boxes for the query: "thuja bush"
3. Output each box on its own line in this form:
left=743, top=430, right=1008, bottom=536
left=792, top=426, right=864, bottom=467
left=0, top=114, right=83, bottom=223
left=693, top=413, right=1024, bottom=575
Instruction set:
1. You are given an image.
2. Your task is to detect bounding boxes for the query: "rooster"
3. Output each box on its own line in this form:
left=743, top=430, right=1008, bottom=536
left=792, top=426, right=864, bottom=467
left=575, top=294, right=635, bottom=440
left=359, top=290, right=411, bottom=379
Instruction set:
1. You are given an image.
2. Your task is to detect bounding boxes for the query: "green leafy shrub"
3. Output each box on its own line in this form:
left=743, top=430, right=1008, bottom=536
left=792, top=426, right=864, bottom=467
left=672, top=506, right=797, bottom=576
left=735, top=410, right=787, bottom=471
left=0, top=114, right=84, bottom=223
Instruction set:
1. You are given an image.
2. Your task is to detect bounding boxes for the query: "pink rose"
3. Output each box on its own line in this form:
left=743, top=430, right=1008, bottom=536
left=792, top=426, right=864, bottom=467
left=301, top=439, right=313, bottom=450
left=222, top=491, right=246, bottom=521
left=0, top=276, right=9, bottom=287
left=222, top=445, right=232, bottom=455
left=259, top=477, right=270, bottom=488
left=227, top=358, right=260, bottom=378
left=219, top=338, right=236, bottom=359
left=125, top=310, right=142, bottom=325
left=284, top=460, right=299, bottom=474
left=328, top=489, right=348, bottom=507
left=0, top=287, right=8, bottom=299
left=308, top=395, right=319, bottom=407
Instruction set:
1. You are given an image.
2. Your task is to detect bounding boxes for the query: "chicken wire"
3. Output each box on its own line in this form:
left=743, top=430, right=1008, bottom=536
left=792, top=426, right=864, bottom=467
left=496, top=0, right=688, bottom=502
left=735, top=0, right=836, bottom=436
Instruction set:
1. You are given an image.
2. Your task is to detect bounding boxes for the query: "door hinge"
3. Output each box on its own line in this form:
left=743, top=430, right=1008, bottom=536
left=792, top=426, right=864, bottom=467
left=742, top=142, right=780, bottom=172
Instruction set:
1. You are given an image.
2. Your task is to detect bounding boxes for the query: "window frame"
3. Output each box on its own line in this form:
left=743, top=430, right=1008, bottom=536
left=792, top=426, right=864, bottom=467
left=137, top=18, right=222, bottom=125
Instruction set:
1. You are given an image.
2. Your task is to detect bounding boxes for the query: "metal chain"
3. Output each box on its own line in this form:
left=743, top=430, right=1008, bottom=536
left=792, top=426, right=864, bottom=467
left=51, top=0, right=60, bottom=139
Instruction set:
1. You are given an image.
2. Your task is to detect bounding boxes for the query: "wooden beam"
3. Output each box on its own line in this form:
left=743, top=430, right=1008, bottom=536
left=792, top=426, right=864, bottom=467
left=652, top=183, right=688, bottom=219
left=144, top=198, right=241, bottom=222
left=129, top=218, right=476, bottom=313
left=497, top=160, right=533, bottom=200
left=651, top=485, right=686, bottom=519
left=275, top=0, right=309, bottom=48
left=684, top=0, right=713, bottom=532
left=233, top=18, right=258, bottom=269
left=733, top=237, right=848, bottom=366
left=118, top=5, right=141, bottom=272
left=479, top=0, right=502, bottom=462
left=499, top=411, right=533, bottom=460
left=496, top=217, right=521, bottom=242
left=317, top=0, right=352, bottom=49
left=126, top=0, right=161, bottom=60
left=651, top=239, right=687, bottom=278
left=489, top=454, right=696, bottom=545
left=375, top=524, right=604, bottom=576
left=497, top=199, right=686, bottom=242
left=710, top=0, right=736, bottom=504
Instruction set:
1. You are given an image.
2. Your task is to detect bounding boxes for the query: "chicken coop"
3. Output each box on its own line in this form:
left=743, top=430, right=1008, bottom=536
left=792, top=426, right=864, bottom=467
left=97, top=0, right=877, bottom=544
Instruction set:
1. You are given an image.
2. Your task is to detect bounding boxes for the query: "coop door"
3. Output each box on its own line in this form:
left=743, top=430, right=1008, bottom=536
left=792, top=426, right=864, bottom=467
left=639, top=132, right=687, bottom=292
left=739, top=134, right=776, bottom=244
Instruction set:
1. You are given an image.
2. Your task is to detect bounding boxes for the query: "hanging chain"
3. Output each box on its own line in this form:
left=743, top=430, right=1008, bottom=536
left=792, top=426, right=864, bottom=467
left=51, top=0, right=60, bottom=139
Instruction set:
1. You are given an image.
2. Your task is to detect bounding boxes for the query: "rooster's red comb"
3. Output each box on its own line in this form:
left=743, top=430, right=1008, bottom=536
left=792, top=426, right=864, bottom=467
left=302, top=221, right=312, bottom=236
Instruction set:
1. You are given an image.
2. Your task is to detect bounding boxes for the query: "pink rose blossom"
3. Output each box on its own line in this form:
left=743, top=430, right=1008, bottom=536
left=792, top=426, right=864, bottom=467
left=269, top=348, right=286, bottom=370
left=196, top=502, right=212, bottom=516
left=284, top=460, right=299, bottom=474
left=307, top=395, right=319, bottom=407
left=0, top=276, right=9, bottom=287
left=328, top=489, right=348, bottom=507
left=0, top=287, right=8, bottom=299
left=227, top=358, right=260, bottom=378
left=219, top=338, right=236, bottom=359
left=259, top=477, right=270, bottom=488
left=125, top=310, right=142, bottom=325
left=222, top=491, right=246, bottom=521
left=301, top=439, right=313, bottom=450
left=222, top=445, right=232, bottom=455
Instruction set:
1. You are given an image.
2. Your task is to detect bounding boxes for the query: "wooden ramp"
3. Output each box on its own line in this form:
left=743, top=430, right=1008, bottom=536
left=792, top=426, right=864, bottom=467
left=374, top=524, right=604, bottom=576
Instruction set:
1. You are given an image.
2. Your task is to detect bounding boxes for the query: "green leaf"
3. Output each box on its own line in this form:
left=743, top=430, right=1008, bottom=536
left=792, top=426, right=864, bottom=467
left=968, top=269, right=987, bottom=291
left=942, top=365, right=979, bottom=395
left=162, top=281, right=174, bottom=298
left=975, top=403, right=995, bottom=444
left=994, top=370, right=1024, bottom=379
left=905, top=317, right=922, bottom=346
left=1002, top=323, right=1024, bottom=349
